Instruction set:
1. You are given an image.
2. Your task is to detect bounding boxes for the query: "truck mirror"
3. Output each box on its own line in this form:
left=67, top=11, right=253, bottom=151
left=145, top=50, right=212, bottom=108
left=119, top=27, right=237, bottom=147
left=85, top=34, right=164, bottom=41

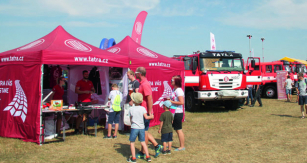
left=251, top=60, right=256, bottom=68
left=192, top=58, right=197, bottom=74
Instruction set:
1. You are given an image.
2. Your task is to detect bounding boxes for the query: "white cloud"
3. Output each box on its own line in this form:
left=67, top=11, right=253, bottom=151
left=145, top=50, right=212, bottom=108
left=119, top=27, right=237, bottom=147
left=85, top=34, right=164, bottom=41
left=0, top=0, right=160, bottom=17
left=219, top=0, right=307, bottom=29
left=1, top=21, right=116, bottom=28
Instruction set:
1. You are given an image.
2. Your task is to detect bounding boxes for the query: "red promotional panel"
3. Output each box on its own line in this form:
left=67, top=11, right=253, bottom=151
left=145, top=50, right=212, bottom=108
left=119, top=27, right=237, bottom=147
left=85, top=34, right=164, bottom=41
left=131, top=11, right=148, bottom=44
left=276, top=70, right=287, bottom=100
left=145, top=69, right=184, bottom=127
left=0, top=64, right=41, bottom=143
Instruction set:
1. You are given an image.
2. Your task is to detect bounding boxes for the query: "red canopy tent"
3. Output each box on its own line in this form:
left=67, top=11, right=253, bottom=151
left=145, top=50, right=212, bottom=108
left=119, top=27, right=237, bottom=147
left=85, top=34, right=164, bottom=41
left=106, top=36, right=185, bottom=126
left=0, top=26, right=129, bottom=144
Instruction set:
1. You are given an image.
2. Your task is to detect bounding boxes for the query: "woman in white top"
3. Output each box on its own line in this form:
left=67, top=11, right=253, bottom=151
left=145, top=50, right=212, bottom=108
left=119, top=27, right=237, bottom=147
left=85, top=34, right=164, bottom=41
left=169, top=75, right=185, bottom=151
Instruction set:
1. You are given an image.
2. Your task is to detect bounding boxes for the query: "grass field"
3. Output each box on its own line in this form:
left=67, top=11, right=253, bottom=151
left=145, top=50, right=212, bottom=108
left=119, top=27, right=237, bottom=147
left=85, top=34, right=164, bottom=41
left=1, top=96, right=307, bottom=163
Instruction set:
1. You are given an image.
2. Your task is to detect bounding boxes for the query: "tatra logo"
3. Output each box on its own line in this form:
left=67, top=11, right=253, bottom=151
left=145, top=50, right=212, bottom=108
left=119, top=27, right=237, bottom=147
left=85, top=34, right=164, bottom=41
left=135, top=22, right=142, bottom=35
left=107, top=47, right=121, bottom=54
left=137, top=47, right=158, bottom=58
left=3, top=80, right=28, bottom=122
left=65, top=39, right=92, bottom=52
left=17, top=39, right=45, bottom=51
left=153, top=81, right=172, bottom=107
left=224, top=76, right=229, bottom=82
left=231, top=76, right=240, bottom=79
left=212, top=53, right=233, bottom=57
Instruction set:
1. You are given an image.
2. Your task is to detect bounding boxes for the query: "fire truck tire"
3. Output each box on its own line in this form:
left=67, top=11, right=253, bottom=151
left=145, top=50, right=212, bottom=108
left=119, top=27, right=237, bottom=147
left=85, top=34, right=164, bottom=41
left=185, top=91, right=197, bottom=112
left=263, top=86, right=277, bottom=98
left=224, top=100, right=240, bottom=110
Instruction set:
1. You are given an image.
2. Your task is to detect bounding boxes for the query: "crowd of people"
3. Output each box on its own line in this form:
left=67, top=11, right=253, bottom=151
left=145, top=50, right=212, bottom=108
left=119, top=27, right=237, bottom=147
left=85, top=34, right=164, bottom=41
left=124, top=67, right=185, bottom=162
left=49, top=66, right=185, bottom=162
left=245, top=72, right=307, bottom=120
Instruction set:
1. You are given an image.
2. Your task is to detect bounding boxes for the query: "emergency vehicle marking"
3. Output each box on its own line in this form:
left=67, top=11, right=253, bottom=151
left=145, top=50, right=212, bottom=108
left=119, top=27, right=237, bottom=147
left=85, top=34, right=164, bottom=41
left=185, top=76, right=199, bottom=83
left=246, top=76, right=262, bottom=82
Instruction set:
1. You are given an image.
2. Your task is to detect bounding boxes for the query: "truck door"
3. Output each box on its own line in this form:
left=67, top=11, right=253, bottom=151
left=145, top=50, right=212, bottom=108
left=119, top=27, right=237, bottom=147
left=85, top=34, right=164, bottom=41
left=184, top=56, right=199, bottom=87
left=246, top=57, right=262, bottom=85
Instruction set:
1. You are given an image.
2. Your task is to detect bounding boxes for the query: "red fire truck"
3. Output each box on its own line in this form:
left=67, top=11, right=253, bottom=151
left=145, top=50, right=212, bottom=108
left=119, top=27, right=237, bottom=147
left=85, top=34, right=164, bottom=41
left=251, top=59, right=305, bottom=98
left=174, top=50, right=250, bottom=111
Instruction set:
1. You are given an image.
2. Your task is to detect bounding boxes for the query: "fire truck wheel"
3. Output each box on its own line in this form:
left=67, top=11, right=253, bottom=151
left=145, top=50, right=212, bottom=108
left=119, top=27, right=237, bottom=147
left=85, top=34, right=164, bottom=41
left=264, top=86, right=277, bottom=98
left=185, top=91, right=197, bottom=112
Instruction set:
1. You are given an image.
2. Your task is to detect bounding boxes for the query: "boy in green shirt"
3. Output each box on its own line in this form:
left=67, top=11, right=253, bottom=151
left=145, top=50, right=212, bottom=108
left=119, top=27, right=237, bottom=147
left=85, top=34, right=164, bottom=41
left=158, top=100, right=174, bottom=155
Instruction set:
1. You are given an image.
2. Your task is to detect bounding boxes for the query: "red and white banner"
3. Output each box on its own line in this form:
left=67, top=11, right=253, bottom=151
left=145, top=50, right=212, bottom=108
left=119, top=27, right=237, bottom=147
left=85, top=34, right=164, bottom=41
left=0, top=64, right=41, bottom=143
left=145, top=69, right=184, bottom=127
left=131, top=11, right=148, bottom=44
left=210, top=32, right=216, bottom=50
left=276, top=70, right=287, bottom=100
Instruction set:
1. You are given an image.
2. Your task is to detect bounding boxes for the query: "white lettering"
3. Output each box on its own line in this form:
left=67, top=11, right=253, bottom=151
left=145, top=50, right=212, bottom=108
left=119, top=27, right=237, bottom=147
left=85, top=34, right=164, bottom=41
left=151, top=87, right=158, bottom=91
left=212, top=53, right=233, bottom=57
left=155, top=80, right=161, bottom=86
left=0, top=88, right=9, bottom=93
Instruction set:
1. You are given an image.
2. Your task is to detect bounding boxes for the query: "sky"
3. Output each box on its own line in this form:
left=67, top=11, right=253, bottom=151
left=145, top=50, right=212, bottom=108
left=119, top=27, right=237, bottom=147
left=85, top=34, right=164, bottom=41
left=0, top=0, right=306, bottom=62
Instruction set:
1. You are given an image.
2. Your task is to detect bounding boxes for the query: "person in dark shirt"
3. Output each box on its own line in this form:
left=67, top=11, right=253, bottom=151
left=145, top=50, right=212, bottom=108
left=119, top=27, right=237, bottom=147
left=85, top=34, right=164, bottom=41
left=158, top=100, right=174, bottom=155
left=127, top=70, right=140, bottom=105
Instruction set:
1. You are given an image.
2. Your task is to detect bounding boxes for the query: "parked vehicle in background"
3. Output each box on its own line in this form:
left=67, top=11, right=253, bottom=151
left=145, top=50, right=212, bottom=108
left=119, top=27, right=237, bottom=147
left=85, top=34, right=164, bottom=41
left=173, top=50, right=248, bottom=112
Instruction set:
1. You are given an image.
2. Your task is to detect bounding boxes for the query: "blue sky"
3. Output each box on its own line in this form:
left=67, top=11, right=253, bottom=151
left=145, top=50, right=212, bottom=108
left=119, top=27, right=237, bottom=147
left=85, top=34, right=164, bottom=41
left=0, top=0, right=306, bottom=62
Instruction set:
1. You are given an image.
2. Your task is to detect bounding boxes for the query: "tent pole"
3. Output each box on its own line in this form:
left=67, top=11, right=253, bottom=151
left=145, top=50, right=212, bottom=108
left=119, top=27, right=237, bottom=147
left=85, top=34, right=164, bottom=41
left=40, top=64, right=44, bottom=145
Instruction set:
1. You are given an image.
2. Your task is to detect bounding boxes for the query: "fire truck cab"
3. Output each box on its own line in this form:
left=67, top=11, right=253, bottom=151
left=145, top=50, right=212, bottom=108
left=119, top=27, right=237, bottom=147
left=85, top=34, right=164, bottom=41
left=180, top=50, right=248, bottom=111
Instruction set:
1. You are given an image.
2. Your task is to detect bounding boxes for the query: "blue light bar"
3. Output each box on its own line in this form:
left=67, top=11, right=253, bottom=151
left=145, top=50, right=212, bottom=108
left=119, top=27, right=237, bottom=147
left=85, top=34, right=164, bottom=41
left=206, top=50, right=235, bottom=53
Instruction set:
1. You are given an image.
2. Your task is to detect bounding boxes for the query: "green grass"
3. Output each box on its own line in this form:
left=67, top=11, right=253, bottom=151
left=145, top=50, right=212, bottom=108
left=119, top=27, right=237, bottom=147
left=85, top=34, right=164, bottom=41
left=0, top=96, right=306, bottom=163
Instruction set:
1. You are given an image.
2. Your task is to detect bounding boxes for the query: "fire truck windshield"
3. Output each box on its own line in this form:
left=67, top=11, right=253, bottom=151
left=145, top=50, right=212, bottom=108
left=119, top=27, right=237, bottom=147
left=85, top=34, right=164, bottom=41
left=283, top=65, right=290, bottom=72
left=296, top=64, right=306, bottom=73
left=199, top=57, right=243, bottom=71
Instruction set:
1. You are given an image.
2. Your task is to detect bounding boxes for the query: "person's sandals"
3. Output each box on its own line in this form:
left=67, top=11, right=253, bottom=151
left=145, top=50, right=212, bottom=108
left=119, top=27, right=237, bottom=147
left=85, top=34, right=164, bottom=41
left=301, top=116, right=305, bottom=119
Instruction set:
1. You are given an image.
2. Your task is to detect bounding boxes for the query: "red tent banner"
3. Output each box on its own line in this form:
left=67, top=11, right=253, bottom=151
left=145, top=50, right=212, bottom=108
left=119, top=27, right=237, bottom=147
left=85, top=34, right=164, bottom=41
left=0, top=26, right=129, bottom=67
left=106, top=36, right=185, bottom=126
left=0, top=26, right=131, bottom=144
left=0, top=64, right=41, bottom=144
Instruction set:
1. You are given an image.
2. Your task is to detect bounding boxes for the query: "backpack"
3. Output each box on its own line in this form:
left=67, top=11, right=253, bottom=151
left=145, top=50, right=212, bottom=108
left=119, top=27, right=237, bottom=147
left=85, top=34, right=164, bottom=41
left=112, top=91, right=121, bottom=112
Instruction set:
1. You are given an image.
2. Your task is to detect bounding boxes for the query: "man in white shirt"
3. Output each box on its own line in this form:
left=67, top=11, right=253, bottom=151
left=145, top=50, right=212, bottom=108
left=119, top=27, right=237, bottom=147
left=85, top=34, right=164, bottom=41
left=284, top=75, right=293, bottom=102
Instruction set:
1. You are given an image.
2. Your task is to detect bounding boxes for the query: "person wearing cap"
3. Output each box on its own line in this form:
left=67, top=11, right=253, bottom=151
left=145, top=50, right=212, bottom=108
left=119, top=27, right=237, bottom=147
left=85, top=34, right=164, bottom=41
left=135, top=67, right=163, bottom=158
left=158, top=100, right=174, bottom=155
left=127, top=92, right=153, bottom=162
left=295, top=72, right=307, bottom=119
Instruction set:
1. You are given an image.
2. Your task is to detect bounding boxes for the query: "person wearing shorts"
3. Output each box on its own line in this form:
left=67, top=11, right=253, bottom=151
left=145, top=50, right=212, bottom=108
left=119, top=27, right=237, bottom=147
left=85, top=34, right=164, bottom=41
left=104, top=84, right=122, bottom=139
left=170, top=75, right=185, bottom=151
left=135, top=67, right=163, bottom=158
left=127, top=93, right=153, bottom=162
left=284, top=75, right=293, bottom=102
left=158, top=101, right=174, bottom=155
left=295, top=73, right=307, bottom=119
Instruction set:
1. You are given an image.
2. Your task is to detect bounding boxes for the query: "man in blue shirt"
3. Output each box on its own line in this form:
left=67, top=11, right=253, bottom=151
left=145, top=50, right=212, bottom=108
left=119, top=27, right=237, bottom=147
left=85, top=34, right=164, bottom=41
left=295, top=73, right=307, bottom=119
